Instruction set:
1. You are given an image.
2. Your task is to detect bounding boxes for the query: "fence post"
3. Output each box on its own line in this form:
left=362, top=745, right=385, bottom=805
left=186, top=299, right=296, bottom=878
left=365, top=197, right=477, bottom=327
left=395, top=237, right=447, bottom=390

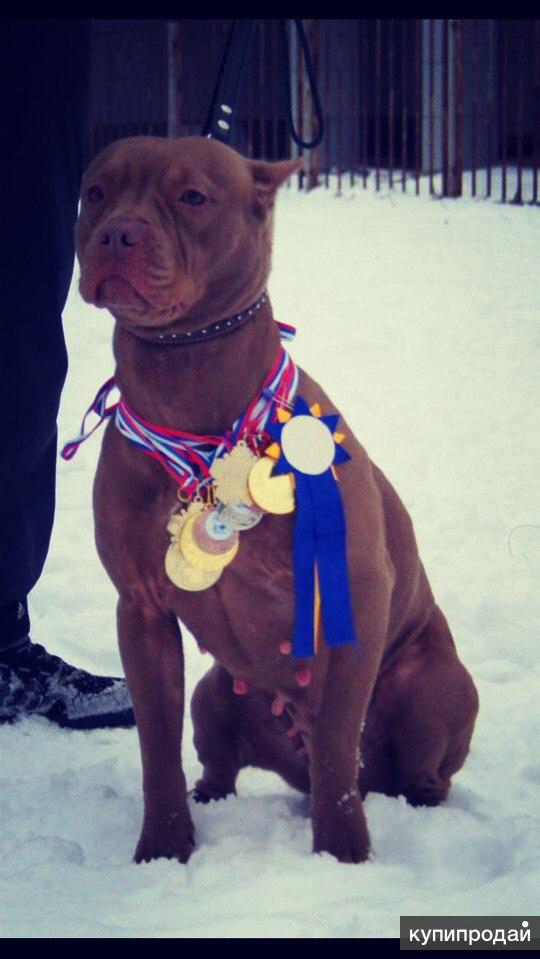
left=447, top=18, right=464, bottom=197
left=288, top=21, right=302, bottom=187
left=422, top=19, right=444, bottom=191
left=302, top=19, right=320, bottom=189
left=167, top=20, right=182, bottom=138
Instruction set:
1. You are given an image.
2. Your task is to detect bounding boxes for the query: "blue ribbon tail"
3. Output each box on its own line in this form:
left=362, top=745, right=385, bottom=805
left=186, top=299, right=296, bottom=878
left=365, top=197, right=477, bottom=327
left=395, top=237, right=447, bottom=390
left=292, top=472, right=317, bottom=657
left=312, top=469, right=357, bottom=650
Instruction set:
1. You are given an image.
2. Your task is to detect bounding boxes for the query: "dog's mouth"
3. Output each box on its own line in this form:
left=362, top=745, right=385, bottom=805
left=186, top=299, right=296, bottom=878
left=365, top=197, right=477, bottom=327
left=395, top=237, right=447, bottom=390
left=82, top=267, right=192, bottom=324
left=92, top=275, right=189, bottom=328
left=95, top=275, right=149, bottom=312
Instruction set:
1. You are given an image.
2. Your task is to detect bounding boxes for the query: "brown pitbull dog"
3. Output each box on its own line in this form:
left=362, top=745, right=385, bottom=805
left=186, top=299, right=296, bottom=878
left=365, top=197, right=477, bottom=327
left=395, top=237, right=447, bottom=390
left=76, top=135, right=478, bottom=865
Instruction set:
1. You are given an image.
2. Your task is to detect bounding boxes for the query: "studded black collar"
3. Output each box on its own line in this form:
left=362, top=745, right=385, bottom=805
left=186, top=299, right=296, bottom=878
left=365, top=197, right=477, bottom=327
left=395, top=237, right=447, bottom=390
left=131, top=292, right=269, bottom=347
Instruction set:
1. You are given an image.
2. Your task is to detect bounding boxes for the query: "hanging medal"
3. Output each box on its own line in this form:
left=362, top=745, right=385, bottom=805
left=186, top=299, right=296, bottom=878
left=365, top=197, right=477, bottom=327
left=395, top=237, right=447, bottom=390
left=248, top=455, right=295, bottom=514
left=210, top=440, right=264, bottom=529
left=165, top=500, right=222, bottom=591
left=180, top=509, right=239, bottom=572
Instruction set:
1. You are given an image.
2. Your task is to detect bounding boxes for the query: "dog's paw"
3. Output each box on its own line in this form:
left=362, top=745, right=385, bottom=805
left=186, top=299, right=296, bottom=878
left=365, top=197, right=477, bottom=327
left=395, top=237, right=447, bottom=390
left=134, top=810, right=195, bottom=864
left=191, top=779, right=235, bottom=804
left=312, top=792, right=371, bottom=864
left=191, top=789, right=213, bottom=805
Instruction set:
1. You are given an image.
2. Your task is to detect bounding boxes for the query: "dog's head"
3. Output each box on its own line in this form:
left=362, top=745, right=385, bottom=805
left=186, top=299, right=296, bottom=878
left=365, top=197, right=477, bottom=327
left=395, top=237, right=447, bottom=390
left=76, top=136, right=302, bottom=333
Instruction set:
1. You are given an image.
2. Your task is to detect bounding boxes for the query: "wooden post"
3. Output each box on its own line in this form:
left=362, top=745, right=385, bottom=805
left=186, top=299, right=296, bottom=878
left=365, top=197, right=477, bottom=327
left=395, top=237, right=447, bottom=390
left=514, top=19, right=525, bottom=203
left=501, top=19, right=509, bottom=203
left=471, top=19, right=478, bottom=198
left=415, top=18, right=421, bottom=195
left=388, top=18, right=395, bottom=189
left=167, top=20, right=182, bottom=138
left=442, top=19, right=449, bottom=196
left=534, top=19, right=540, bottom=205
left=447, top=18, right=464, bottom=197
left=336, top=18, right=343, bottom=195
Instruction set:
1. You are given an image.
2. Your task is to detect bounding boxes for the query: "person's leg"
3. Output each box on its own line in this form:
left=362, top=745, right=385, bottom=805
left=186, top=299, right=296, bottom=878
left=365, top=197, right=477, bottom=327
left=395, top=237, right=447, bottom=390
left=0, top=20, right=134, bottom=728
left=1, top=19, right=87, bottom=608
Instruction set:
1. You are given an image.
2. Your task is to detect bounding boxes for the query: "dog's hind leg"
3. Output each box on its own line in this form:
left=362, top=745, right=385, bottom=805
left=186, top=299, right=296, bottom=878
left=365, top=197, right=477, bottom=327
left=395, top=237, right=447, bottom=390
left=383, top=607, right=479, bottom=807
left=191, top=664, right=241, bottom=803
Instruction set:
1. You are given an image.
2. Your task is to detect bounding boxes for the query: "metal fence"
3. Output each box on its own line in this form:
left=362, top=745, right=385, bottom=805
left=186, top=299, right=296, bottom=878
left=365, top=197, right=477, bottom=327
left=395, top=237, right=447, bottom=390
left=89, top=19, right=540, bottom=204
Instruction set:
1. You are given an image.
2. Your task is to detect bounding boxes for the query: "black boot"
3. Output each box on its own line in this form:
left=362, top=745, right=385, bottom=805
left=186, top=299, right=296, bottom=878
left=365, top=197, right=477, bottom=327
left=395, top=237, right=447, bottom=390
left=0, top=634, right=135, bottom=730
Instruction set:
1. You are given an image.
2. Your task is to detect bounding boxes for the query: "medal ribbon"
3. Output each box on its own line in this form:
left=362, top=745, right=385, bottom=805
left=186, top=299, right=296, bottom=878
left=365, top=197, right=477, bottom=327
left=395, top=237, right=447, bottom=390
left=61, top=321, right=298, bottom=497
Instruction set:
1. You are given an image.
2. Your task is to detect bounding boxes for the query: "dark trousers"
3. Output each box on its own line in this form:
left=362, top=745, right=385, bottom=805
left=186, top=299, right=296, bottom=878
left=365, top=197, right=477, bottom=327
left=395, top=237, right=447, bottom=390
left=0, top=20, right=90, bottom=643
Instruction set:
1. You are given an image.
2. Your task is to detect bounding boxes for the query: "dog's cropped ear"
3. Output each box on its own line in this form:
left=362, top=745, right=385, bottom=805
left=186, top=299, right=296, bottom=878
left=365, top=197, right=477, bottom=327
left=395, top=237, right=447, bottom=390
left=249, top=157, right=304, bottom=214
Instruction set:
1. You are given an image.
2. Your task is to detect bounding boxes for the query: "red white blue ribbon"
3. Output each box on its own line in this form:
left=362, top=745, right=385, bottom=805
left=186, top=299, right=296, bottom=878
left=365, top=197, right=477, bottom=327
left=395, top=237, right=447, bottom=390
left=274, top=321, right=295, bottom=342
left=61, top=321, right=298, bottom=497
left=61, top=376, right=118, bottom=461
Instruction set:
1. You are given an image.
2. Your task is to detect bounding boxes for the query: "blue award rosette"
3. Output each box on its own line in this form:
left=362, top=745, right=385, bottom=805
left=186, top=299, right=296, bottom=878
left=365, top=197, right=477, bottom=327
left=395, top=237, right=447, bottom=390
left=266, top=396, right=357, bottom=658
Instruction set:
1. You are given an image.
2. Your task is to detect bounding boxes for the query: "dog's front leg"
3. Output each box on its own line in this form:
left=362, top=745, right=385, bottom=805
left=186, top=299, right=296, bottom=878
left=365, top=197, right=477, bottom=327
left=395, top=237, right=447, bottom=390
left=117, top=596, right=194, bottom=864
left=310, top=564, right=392, bottom=863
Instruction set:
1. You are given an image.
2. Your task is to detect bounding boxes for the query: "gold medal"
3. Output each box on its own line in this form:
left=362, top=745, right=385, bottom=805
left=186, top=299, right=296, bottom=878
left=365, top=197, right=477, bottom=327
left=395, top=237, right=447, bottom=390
left=165, top=543, right=221, bottom=591
left=180, top=511, right=239, bottom=571
left=248, top=456, right=295, bottom=515
left=210, top=440, right=258, bottom=506
left=165, top=500, right=220, bottom=590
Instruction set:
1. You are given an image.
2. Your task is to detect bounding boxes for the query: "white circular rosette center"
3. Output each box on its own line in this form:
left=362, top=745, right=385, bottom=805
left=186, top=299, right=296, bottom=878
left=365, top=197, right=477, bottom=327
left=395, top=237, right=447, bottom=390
left=280, top=415, right=335, bottom=475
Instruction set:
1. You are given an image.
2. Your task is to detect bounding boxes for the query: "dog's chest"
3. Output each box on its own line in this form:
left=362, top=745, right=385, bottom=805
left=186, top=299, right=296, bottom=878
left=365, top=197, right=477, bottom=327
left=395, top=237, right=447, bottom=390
left=165, top=511, right=324, bottom=688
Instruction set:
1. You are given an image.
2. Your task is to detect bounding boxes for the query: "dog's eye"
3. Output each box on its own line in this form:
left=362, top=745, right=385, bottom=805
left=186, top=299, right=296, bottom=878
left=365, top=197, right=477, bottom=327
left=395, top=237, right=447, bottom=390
left=87, top=185, right=105, bottom=203
left=179, top=189, right=207, bottom=207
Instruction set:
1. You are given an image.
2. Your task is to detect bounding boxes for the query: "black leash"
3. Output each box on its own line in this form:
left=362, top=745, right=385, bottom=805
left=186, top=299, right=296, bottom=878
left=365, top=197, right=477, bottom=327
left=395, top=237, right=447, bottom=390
left=202, top=19, right=324, bottom=150
left=201, top=21, right=256, bottom=142
left=279, top=20, right=324, bottom=150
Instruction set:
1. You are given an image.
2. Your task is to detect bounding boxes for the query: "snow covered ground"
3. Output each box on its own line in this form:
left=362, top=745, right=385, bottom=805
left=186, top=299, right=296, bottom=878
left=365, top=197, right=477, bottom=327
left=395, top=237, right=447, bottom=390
left=1, top=179, right=539, bottom=938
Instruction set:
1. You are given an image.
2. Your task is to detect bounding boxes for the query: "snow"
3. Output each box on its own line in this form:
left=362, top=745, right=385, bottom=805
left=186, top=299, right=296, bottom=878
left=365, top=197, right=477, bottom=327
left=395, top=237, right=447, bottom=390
left=1, top=175, right=539, bottom=938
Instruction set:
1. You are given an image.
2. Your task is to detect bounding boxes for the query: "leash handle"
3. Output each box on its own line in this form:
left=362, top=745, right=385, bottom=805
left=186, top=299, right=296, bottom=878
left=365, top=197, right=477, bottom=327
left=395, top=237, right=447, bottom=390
left=201, top=20, right=256, bottom=142
left=202, top=19, right=324, bottom=151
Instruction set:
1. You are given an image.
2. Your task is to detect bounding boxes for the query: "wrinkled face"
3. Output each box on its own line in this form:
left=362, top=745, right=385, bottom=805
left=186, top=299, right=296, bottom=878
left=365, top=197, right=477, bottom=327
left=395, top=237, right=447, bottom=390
left=76, top=136, right=301, bottom=330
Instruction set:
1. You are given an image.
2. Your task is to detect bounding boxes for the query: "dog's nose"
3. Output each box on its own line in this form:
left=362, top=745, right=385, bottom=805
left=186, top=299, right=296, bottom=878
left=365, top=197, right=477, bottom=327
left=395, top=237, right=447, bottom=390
left=99, top=218, right=146, bottom=252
